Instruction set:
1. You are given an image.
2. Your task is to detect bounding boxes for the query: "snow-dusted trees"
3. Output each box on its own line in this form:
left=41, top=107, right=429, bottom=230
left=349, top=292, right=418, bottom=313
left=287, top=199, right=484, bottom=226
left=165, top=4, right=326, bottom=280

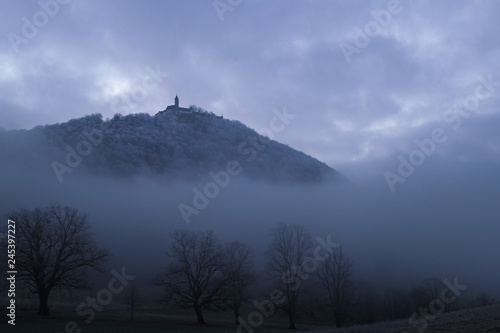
left=39, top=111, right=333, bottom=182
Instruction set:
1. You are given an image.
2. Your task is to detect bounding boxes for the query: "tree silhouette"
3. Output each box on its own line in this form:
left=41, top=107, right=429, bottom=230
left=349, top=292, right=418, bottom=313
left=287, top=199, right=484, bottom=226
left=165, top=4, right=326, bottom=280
left=10, top=205, right=109, bottom=315
left=223, top=241, right=256, bottom=325
left=122, top=284, right=142, bottom=321
left=317, top=246, right=355, bottom=327
left=266, top=223, right=313, bottom=329
left=154, top=229, right=226, bottom=324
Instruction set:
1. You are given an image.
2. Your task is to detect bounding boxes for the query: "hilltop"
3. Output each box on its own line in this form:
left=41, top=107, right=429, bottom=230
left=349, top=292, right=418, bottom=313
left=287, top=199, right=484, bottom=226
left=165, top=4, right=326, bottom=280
left=0, top=105, right=337, bottom=184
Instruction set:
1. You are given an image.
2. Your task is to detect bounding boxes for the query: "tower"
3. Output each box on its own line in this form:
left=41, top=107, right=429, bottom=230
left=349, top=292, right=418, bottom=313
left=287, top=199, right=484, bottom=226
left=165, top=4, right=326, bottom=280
left=175, top=95, right=179, bottom=110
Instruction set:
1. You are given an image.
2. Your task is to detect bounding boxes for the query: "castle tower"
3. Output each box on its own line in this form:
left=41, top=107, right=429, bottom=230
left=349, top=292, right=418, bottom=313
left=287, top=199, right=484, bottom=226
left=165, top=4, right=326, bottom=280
left=175, top=95, right=179, bottom=110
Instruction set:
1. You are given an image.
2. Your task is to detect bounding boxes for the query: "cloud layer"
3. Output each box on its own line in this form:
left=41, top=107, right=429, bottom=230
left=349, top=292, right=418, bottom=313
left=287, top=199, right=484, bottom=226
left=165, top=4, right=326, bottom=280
left=2, top=0, right=499, bottom=178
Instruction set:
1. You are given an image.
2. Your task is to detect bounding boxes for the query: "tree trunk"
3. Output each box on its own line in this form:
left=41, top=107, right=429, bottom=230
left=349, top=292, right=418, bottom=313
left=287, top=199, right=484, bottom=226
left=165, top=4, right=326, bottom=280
left=194, top=305, right=206, bottom=325
left=288, top=313, right=296, bottom=330
left=234, top=308, right=240, bottom=325
left=287, top=300, right=297, bottom=330
left=38, top=290, right=50, bottom=316
left=334, top=311, right=343, bottom=328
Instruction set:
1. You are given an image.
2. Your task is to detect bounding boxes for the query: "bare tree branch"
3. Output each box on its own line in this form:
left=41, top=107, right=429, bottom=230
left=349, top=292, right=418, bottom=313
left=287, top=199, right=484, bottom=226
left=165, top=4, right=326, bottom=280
left=10, top=204, right=110, bottom=315
left=266, top=223, right=313, bottom=330
left=154, top=229, right=226, bottom=325
left=223, top=241, right=256, bottom=325
left=317, top=246, right=355, bottom=327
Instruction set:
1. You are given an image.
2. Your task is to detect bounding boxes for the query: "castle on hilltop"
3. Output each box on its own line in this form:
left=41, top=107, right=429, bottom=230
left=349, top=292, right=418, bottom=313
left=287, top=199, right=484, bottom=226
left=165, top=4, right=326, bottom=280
left=156, top=95, right=222, bottom=118
left=165, top=95, right=191, bottom=113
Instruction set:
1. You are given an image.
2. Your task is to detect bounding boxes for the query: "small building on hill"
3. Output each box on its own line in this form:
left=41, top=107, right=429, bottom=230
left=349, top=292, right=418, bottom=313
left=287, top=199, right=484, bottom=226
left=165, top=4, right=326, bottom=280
left=156, top=95, right=223, bottom=119
left=165, top=95, right=191, bottom=113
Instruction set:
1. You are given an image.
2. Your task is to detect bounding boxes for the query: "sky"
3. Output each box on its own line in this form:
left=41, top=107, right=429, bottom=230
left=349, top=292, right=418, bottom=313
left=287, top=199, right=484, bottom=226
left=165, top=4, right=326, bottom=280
left=1, top=0, right=500, bottom=181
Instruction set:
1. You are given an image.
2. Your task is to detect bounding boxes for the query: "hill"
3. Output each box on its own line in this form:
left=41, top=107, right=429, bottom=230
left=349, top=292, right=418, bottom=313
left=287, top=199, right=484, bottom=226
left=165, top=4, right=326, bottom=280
left=0, top=109, right=337, bottom=183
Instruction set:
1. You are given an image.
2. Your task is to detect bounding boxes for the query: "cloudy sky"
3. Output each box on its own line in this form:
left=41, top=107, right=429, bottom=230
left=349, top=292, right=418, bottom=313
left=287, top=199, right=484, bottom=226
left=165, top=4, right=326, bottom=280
left=1, top=0, right=500, bottom=181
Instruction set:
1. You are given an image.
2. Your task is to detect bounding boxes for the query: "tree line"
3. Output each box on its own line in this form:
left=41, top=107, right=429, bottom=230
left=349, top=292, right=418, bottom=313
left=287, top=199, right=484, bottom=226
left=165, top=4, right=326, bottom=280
left=1, top=205, right=495, bottom=330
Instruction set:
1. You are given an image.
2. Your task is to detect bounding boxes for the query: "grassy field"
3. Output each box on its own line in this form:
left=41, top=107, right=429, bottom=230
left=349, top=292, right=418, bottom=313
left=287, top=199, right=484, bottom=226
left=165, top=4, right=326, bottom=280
left=314, top=304, right=500, bottom=333
left=2, top=304, right=500, bottom=332
left=0, top=306, right=334, bottom=333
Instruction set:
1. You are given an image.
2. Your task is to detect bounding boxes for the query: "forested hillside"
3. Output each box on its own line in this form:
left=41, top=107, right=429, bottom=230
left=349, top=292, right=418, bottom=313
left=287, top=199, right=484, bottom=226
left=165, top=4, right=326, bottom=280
left=1, top=111, right=336, bottom=183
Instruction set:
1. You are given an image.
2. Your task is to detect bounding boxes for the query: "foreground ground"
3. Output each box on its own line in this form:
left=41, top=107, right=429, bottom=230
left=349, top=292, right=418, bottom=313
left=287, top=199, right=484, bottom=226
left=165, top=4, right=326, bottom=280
left=327, top=303, right=500, bottom=333
left=1, top=304, right=500, bottom=332
left=0, top=306, right=331, bottom=333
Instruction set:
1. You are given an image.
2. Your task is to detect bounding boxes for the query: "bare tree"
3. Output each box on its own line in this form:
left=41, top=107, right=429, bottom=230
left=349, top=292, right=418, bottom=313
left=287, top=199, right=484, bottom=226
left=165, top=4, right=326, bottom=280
left=317, top=247, right=355, bottom=327
left=154, top=229, right=226, bottom=324
left=121, top=284, right=142, bottom=321
left=223, top=241, right=256, bottom=325
left=266, top=223, right=313, bottom=329
left=10, top=205, right=109, bottom=315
